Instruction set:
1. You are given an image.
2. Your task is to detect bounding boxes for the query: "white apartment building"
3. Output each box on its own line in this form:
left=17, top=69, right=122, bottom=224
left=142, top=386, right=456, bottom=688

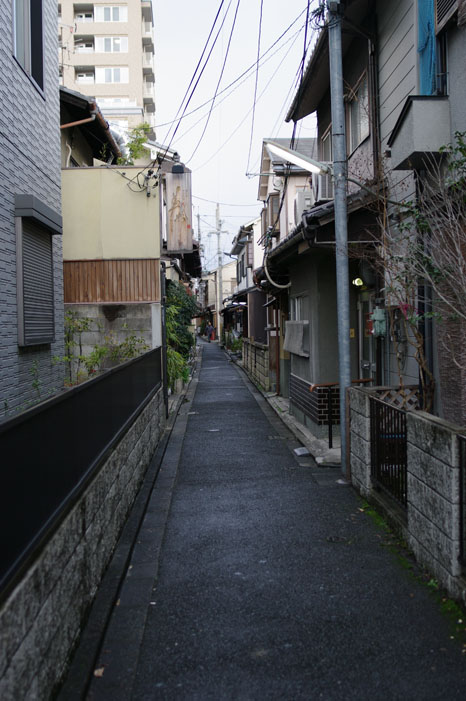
left=58, top=1, right=155, bottom=138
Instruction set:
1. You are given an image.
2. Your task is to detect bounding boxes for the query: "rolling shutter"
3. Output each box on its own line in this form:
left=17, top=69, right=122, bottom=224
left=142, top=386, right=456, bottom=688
left=21, top=220, right=54, bottom=345
left=435, top=0, right=458, bottom=33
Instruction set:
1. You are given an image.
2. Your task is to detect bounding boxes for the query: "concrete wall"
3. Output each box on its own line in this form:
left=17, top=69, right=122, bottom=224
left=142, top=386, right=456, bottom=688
left=62, top=167, right=160, bottom=260
left=349, top=387, right=466, bottom=602
left=0, top=0, right=65, bottom=416
left=64, top=303, right=161, bottom=381
left=0, top=388, right=165, bottom=699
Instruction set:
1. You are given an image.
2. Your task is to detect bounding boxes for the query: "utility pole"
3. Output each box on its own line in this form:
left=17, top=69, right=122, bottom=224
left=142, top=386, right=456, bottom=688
left=328, top=0, right=351, bottom=478
left=216, top=203, right=223, bottom=341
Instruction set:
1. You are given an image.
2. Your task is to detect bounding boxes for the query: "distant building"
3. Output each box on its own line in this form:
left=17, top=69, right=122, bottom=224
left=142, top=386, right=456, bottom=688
left=58, top=1, right=156, bottom=138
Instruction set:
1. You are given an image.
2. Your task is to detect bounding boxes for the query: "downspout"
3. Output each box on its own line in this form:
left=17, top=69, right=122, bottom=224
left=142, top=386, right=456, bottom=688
left=160, top=262, right=169, bottom=419
left=275, top=303, right=280, bottom=395
left=60, top=113, right=96, bottom=129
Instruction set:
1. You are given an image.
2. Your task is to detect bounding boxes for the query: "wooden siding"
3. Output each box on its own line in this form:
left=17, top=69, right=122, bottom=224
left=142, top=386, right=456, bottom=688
left=377, top=0, right=416, bottom=146
left=64, top=259, right=160, bottom=303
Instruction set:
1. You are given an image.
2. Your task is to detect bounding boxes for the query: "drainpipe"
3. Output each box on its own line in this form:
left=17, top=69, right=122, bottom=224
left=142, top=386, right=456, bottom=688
left=275, top=303, right=280, bottom=395
left=60, top=113, right=96, bottom=129
left=161, top=261, right=169, bottom=419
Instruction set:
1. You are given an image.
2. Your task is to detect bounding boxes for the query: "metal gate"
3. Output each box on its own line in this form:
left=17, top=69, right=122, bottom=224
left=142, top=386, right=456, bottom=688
left=370, top=396, right=407, bottom=508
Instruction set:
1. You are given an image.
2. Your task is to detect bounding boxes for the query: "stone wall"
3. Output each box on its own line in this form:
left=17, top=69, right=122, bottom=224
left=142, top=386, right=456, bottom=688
left=407, top=411, right=463, bottom=598
left=349, top=387, right=466, bottom=602
left=0, top=388, right=165, bottom=699
left=243, top=340, right=270, bottom=391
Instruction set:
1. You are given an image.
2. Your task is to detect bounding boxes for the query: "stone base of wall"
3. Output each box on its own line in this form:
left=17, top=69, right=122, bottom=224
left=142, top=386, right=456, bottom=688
left=349, top=387, right=466, bottom=604
left=0, top=388, right=165, bottom=700
left=243, top=340, right=270, bottom=391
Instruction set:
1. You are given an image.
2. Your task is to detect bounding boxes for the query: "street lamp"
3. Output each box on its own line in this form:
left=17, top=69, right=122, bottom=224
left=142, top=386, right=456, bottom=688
left=263, top=139, right=331, bottom=175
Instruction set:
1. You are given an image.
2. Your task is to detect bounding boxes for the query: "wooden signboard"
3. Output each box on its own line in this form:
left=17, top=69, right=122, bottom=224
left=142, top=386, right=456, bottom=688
left=165, top=171, right=193, bottom=253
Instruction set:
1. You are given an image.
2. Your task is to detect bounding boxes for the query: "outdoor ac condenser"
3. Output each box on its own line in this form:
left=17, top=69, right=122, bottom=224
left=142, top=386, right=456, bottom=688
left=312, top=165, right=334, bottom=202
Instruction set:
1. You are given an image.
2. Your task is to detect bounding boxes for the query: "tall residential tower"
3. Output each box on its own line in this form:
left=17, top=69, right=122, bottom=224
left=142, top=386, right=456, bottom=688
left=58, top=1, right=155, bottom=138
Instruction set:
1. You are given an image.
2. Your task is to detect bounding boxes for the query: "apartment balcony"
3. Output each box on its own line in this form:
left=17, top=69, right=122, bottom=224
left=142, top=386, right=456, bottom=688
left=75, top=69, right=95, bottom=85
left=74, top=4, right=94, bottom=23
left=143, top=82, right=155, bottom=104
left=387, top=96, right=451, bottom=170
left=74, top=36, right=94, bottom=54
left=142, top=52, right=155, bottom=77
left=141, top=0, right=153, bottom=23
left=142, top=22, right=154, bottom=50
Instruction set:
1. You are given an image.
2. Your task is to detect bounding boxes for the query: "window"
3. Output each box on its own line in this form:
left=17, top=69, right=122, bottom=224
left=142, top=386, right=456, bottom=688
left=95, top=36, right=128, bottom=52
left=267, top=193, right=280, bottom=236
left=15, top=196, right=62, bottom=346
left=289, top=296, right=304, bottom=321
left=321, top=126, right=332, bottom=162
left=95, top=5, right=128, bottom=22
left=346, top=74, right=370, bottom=153
left=95, top=66, right=129, bottom=83
left=13, top=0, right=44, bottom=89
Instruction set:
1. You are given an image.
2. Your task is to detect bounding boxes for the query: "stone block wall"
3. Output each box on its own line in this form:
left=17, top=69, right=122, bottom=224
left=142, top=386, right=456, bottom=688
left=0, top=388, right=165, bottom=700
left=349, top=389, right=372, bottom=496
left=349, top=387, right=466, bottom=602
left=407, top=411, right=463, bottom=598
left=243, top=340, right=270, bottom=391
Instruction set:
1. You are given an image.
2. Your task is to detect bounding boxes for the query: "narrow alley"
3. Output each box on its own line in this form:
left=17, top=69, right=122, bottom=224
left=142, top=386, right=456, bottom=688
left=61, top=342, right=466, bottom=700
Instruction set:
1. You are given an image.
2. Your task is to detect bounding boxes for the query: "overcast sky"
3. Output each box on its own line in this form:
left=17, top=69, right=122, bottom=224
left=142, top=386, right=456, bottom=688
left=154, top=0, right=318, bottom=270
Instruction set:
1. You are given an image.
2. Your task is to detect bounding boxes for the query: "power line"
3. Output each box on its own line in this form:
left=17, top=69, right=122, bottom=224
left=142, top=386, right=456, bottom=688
left=176, top=26, right=302, bottom=145
left=161, top=0, right=227, bottom=150
left=153, top=8, right=307, bottom=130
left=245, top=0, right=264, bottom=175
left=193, top=31, right=299, bottom=173
left=186, top=0, right=242, bottom=163
left=193, top=195, right=260, bottom=207
left=159, top=0, right=233, bottom=162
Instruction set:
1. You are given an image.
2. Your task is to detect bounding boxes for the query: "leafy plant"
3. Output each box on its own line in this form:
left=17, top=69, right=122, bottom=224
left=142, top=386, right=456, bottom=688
left=117, top=122, right=151, bottom=165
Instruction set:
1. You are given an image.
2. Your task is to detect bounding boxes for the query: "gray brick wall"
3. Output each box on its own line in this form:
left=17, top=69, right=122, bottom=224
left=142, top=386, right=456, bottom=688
left=0, top=0, right=64, bottom=417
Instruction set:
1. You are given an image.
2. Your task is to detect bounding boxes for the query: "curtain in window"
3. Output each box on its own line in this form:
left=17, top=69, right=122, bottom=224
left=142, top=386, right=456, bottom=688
left=417, top=0, right=436, bottom=95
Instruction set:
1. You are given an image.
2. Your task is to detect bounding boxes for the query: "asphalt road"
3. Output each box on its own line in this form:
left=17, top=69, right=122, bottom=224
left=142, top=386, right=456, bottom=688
left=64, top=340, right=466, bottom=700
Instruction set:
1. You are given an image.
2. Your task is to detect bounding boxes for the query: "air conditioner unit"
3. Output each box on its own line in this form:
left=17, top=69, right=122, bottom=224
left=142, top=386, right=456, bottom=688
left=311, top=165, right=333, bottom=202
left=294, top=190, right=314, bottom=226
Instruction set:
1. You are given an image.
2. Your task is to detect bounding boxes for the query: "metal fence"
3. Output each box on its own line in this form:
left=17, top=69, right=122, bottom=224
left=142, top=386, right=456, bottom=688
left=0, top=347, right=162, bottom=597
left=369, top=395, right=408, bottom=508
left=459, top=435, right=466, bottom=572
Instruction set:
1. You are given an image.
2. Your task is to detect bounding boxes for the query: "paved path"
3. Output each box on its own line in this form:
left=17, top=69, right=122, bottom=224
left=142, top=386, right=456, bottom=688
left=63, top=341, right=466, bottom=700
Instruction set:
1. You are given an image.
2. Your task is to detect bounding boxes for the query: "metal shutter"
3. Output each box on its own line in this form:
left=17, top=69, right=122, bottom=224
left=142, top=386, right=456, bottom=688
left=22, top=220, right=54, bottom=345
left=435, top=0, right=458, bottom=33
